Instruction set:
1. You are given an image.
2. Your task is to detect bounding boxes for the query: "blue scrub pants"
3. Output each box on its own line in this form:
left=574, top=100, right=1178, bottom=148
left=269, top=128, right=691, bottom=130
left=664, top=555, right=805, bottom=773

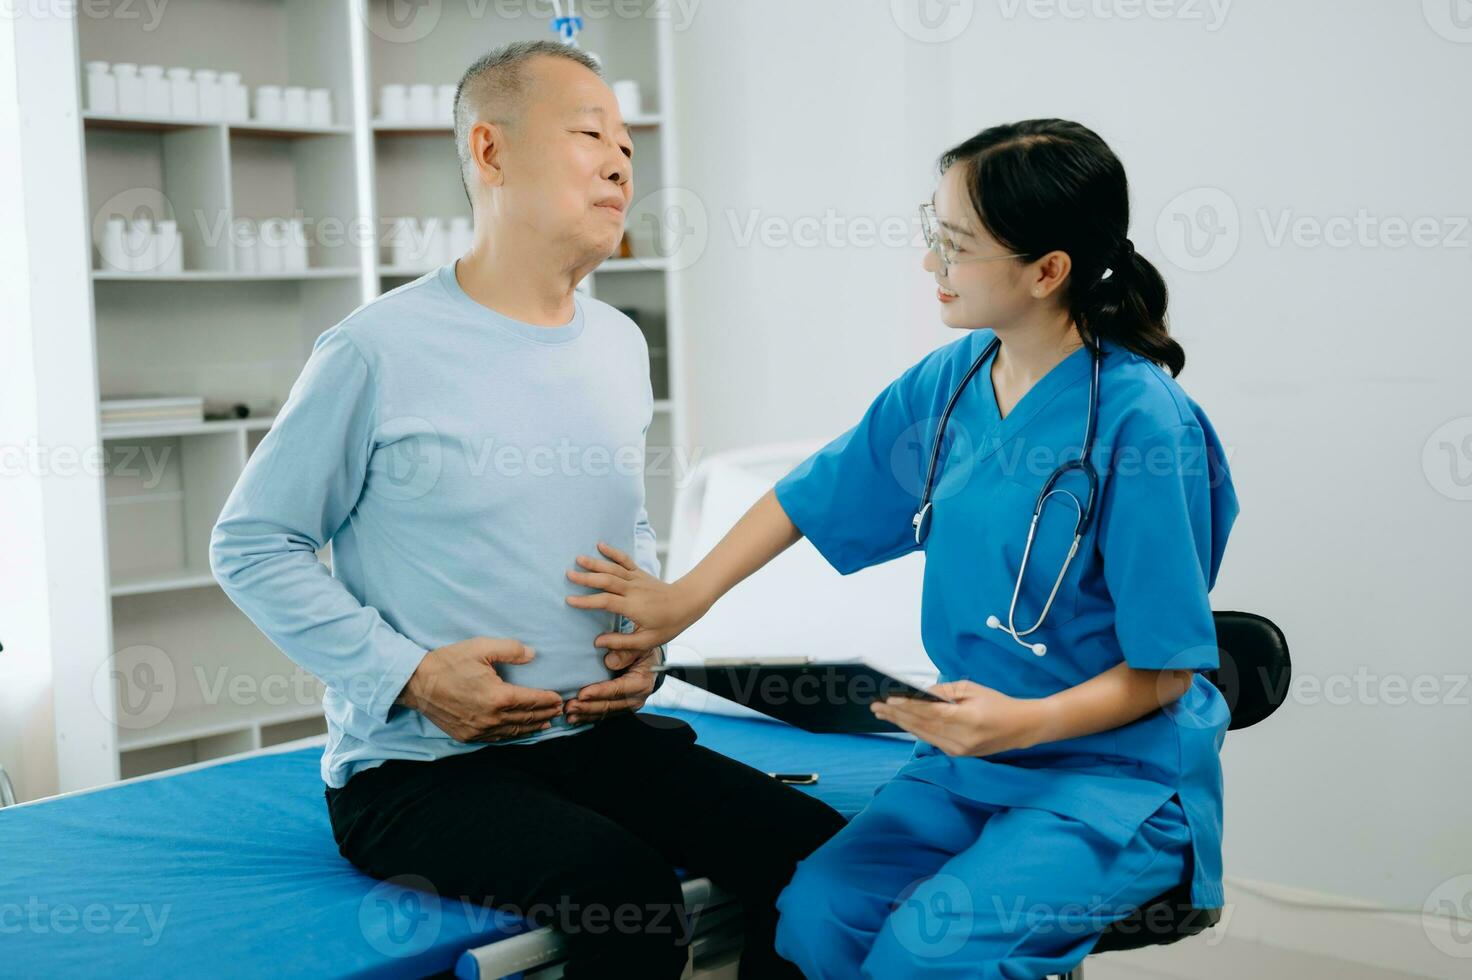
left=774, top=775, right=1193, bottom=979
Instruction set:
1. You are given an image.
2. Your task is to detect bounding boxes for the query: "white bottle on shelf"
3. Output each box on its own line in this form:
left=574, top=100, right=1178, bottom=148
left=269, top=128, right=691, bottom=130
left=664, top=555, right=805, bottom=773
left=86, top=61, right=118, bottom=114
left=380, top=84, right=407, bottom=122
left=125, top=218, right=155, bottom=273
left=284, top=218, right=308, bottom=271
left=98, top=217, right=127, bottom=270
left=113, top=63, right=144, bottom=115
left=436, top=84, right=456, bottom=125
left=255, top=85, right=284, bottom=124
left=139, top=65, right=170, bottom=117
left=258, top=218, right=286, bottom=273
left=283, top=86, right=308, bottom=126
left=167, top=68, right=198, bottom=120
left=308, top=88, right=332, bottom=127
left=156, top=219, right=183, bottom=273
left=408, top=83, right=435, bottom=124
left=194, top=69, right=222, bottom=120
left=613, top=80, right=642, bottom=120
left=234, top=219, right=259, bottom=273
left=221, top=71, right=248, bottom=122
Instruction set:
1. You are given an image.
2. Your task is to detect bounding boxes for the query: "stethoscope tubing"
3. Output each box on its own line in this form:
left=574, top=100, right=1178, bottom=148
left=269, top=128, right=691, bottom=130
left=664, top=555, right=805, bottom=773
left=912, top=335, right=1103, bottom=655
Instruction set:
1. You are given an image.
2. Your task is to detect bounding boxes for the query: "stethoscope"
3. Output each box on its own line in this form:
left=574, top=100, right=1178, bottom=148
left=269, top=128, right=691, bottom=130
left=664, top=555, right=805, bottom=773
left=911, top=337, right=1102, bottom=657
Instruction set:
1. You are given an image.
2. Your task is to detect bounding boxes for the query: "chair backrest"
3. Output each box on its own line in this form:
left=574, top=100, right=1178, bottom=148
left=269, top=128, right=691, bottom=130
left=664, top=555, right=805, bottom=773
left=1206, top=611, right=1291, bottom=731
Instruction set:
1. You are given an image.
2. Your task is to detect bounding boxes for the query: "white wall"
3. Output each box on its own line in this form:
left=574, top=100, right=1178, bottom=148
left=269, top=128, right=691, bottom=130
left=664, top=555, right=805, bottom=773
left=672, top=0, right=1469, bottom=923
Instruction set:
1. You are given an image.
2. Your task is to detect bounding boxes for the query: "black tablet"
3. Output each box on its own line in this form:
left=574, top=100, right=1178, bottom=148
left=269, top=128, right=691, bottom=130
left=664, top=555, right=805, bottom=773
left=653, top=659, right=948, bottom=735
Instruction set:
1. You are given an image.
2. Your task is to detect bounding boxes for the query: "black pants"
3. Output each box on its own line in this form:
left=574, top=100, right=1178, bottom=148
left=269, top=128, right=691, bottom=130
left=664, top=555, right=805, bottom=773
left=326, top=712, right=846, bottom=979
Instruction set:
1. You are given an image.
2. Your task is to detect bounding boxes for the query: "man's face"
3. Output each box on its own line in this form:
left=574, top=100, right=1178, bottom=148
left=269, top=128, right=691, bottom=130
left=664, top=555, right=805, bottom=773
left=488, top=57, right=634, bottom=262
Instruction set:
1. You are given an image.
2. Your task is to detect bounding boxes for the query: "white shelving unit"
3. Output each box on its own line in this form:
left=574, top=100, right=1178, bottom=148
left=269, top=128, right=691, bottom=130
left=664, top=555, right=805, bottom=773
left=50, top=0, right=687, bottom=790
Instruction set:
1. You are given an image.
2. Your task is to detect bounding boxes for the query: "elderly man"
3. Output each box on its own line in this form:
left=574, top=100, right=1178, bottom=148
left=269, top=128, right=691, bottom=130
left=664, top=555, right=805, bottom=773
left=210, top=41, right=843, bottom=979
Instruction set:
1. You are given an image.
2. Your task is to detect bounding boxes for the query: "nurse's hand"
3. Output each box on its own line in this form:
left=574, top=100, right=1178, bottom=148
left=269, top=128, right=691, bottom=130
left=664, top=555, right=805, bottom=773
left=565, top=542, right=711, bottom=650
left=870, top=680, right=1045, bottom=757
left=564, top=646, right=662, bottom=725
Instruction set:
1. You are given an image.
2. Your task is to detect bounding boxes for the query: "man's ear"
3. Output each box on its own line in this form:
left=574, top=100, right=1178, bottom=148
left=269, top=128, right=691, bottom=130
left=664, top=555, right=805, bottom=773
left=467, top=119, right=506, bottom=189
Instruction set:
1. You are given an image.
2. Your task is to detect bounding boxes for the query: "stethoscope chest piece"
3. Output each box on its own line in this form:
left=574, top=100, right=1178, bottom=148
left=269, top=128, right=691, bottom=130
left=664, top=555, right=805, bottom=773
left=912, top=502, right=933, bottom=545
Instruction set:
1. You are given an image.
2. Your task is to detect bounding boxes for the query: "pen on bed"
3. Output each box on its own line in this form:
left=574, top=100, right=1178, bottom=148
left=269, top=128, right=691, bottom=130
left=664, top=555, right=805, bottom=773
left=766, top=772, right=819, bottom=785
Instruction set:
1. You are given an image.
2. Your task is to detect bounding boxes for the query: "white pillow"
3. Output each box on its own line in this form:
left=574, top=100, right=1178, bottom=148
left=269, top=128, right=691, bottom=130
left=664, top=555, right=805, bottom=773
left=650, top=445, right=937, bottom=718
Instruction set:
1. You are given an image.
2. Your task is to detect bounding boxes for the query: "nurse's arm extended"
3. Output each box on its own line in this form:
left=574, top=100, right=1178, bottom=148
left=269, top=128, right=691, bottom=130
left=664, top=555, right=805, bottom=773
left=870, top=664, right=1194, bottom=758
left=565, top=490, right=1194, bottom=759
left=565, top=488, right=804, bottom=650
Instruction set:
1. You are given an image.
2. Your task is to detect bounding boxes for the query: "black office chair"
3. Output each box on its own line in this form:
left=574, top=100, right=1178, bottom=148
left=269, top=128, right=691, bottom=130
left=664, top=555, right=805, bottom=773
left=1054, top=610, right=1291, bottom=980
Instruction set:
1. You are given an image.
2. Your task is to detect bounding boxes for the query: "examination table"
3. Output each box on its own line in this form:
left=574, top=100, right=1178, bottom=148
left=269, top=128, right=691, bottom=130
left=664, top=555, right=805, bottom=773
left=0, top=708, right=913, bottom=978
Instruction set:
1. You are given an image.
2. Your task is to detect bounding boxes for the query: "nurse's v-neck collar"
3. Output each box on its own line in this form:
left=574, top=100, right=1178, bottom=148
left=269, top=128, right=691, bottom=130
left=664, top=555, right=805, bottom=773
left=973, top=336, right=1100, bottom=458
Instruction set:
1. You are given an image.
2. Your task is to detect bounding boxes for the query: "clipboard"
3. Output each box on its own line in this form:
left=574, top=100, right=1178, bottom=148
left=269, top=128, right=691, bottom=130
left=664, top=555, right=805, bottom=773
left=652, top=658, right=948, bottom=734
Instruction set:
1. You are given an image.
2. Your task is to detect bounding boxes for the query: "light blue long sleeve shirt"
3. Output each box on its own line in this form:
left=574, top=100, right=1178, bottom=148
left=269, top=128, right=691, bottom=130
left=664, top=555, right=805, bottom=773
left=210, top=263, right=660, bottom=788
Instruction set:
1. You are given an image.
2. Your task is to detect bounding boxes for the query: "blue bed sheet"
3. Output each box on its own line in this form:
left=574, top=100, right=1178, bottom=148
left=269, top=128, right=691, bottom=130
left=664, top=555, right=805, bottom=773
left=0, top=709, right=912, bottom=978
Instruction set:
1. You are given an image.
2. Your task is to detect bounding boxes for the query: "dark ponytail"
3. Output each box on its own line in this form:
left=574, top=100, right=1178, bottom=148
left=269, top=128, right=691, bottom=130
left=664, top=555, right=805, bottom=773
left=938, top=119, right=1185, bottom=377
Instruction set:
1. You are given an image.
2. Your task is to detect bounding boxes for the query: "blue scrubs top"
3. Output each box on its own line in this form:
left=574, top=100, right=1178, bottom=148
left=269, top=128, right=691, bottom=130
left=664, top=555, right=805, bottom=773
left=774, top=329, right=1239, bottom=908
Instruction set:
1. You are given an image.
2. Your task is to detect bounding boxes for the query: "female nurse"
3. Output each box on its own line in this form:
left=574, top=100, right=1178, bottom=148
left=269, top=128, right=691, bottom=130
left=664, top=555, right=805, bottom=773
left=566, top=118, right=1239, bottom=979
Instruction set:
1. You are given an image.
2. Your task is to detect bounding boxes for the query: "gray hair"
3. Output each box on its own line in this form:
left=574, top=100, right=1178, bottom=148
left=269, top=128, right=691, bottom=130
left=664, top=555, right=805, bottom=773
left=454, top=41, right=603, bottom=196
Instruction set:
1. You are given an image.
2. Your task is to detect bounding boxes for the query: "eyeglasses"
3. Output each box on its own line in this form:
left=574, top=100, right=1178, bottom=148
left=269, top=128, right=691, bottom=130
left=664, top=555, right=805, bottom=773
left=919, top=202, right=1025, bottom=277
